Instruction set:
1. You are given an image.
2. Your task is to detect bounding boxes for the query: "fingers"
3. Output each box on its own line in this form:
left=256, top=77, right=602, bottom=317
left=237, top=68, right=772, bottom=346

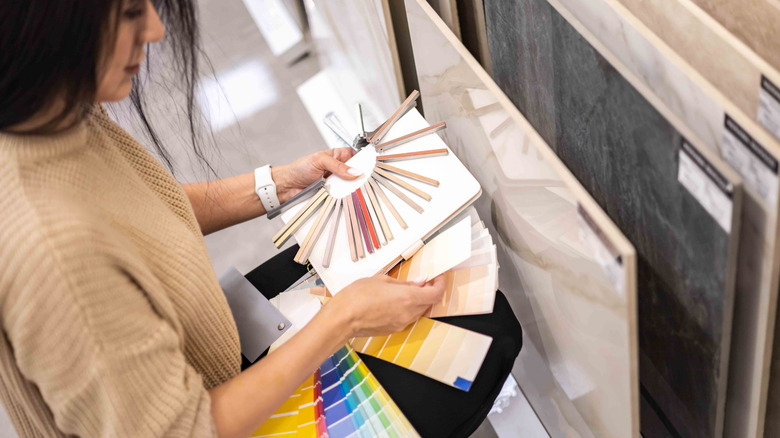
left=316, top=151, right=362, bottom=180
left=331, top=147, right=356, bottom=162
left=412, top=275, right=446, bottom=305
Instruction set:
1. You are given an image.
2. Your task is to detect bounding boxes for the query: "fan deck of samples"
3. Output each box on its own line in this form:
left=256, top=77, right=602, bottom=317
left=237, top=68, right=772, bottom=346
left=273, top=97, right=481, bottom=293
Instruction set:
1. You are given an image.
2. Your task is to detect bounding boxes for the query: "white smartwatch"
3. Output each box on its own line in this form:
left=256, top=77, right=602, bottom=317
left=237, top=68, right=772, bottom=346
left=254, top=165, right=280, bottom=215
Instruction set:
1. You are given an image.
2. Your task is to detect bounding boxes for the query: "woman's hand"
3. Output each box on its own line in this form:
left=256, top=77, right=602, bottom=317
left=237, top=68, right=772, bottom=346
left=272, top=148, right=361, bottom=203
left=323, top=275, right=447, bottom=339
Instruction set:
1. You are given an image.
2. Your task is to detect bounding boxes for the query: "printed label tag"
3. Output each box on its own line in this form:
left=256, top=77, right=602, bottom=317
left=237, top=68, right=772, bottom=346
left=678, top=139, right=734, bottom=232
left=576, top=205, right=625, bottom=298
left=758, top=75, right=780, bottom=141
left=721, top=115, right=779, bottom=206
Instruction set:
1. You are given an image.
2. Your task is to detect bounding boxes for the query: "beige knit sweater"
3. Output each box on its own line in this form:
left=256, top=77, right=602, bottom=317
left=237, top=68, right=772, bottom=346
left=0, top=106, right=242, bottom=437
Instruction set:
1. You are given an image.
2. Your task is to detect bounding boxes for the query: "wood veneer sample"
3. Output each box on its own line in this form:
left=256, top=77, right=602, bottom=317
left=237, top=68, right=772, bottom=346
left=610, top=0, right=780, bottom=143
left=689, top=0, right=780, bottom=76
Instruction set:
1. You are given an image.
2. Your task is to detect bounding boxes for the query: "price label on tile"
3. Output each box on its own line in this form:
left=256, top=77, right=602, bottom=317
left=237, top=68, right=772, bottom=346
left=721, top=115, right=779, bottom=206
left=758, top=75, right=780, bottom=141
left=678, top=139, right=734, bottom=232
left=576, top=205, right=625, bottom=298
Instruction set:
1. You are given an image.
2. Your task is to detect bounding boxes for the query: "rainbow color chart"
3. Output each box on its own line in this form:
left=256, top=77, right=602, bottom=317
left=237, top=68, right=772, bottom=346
left=320, top=346, right=418, bottom=437
left=350, top=317, right=492, bottom=391
left=252, top=346, right=416, bottom=437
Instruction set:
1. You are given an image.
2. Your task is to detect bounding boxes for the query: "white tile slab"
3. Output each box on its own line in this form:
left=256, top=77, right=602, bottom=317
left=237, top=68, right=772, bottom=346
left=405, top=1, right=639, bottom=437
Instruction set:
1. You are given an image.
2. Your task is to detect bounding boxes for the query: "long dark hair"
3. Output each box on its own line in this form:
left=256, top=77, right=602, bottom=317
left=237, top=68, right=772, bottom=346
left=0, top=0, right=208, bottom=172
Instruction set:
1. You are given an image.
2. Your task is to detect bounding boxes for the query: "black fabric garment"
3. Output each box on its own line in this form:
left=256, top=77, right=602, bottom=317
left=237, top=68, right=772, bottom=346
left=243, top=245, right=523, bottom=438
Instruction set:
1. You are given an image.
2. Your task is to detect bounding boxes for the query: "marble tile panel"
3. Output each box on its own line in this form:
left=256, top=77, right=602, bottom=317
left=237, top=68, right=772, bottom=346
left=689, top=0, right=780, bottom=75
left=405, top=1, right=640, bottom=437
left=484, top=1, right=744, bottom=437
left=501, top=0, right=780, bottom=436
left=612, top=0, right=780, bottom=143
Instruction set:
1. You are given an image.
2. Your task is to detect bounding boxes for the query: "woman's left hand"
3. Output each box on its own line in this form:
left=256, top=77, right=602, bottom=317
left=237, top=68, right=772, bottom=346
left=271, top=147, right=361, bottom=203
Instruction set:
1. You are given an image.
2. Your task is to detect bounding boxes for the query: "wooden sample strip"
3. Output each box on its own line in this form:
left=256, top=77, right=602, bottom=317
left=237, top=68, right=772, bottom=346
left=368, top=178, right=407, bottom=229
left=361, top=185, right=387, bottom=245
left=356, top=188, right=381, bottom=249
left=273, top=188, right=328, bottom=247
left=345, top=195, right=364, bottom=259
left=376, top=148, right=449, bottom=162
left=374, top=168, right=432, bottom=201
left=350, top=318, right=492, bottom=391
left=351, top=192, right=374, bottom=254
left=342, top=198, right=357, bottom=262
left=376, top=121, right=447, bottom=152
left=373, top=175, right=424, bottom=213
left=322, top=199, right=342, bottom=268
left=369, top=90, right=420, bottom=144
left=363, top=182, right=393, bottom=242
left=376, top=162, right=440, bottom=187
left=295, top=196, right=336, bottom=264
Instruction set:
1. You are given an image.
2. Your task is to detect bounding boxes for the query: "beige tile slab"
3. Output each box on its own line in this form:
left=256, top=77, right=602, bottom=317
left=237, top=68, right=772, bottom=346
left=405, top=1, right=639, bottom=437
left=689, top=0, right=780, bottom=76
left=613, top=0, right=780, bottom=142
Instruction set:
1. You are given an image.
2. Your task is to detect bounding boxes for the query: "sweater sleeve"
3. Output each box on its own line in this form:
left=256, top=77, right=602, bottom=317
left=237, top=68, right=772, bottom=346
left=2, top=230, right=219, bottom=438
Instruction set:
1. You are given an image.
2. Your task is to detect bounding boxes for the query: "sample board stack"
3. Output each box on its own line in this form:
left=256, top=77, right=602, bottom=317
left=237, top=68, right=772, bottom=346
left=402, top=0, right=780, bottom=437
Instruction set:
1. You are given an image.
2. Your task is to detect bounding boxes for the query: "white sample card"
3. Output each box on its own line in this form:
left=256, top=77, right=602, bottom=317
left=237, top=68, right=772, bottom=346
left=219, top=267, right=291, bottom=362
left=678, top=140, right=734, bottom=232
left=576, top=205, right=625, bottom=298
left=758, top=75, right=780, bottom=142
left=721, top=115, right=779, bottom=207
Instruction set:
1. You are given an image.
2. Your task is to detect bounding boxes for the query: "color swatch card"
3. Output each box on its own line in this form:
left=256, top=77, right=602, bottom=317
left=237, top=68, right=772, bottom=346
left=388, top=217, right=499, bottom=317
left=252, top=378, right=310, bottom=437
left=350, top=317, right=493, bottom=391
left=426, top=263, right=497, bottom=318
left=320, top=346, right=418, bottom=437
left=279, top=108, right=482, bottom=294
left=387, top=216, right=472, bottom=283
left=296, top=370, right=327, bottom=438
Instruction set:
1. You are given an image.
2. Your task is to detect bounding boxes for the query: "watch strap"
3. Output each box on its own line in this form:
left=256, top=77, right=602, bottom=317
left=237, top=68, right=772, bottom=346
left=254, top=165, right=280, bottom=215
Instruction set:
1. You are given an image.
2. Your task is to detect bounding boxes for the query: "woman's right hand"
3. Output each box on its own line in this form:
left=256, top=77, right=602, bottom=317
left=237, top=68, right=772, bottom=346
left=324, top=275, right=446, bottom=339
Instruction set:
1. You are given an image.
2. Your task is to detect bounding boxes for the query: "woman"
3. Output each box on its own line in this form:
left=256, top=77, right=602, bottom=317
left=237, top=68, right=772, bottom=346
left=0, top=1, right=522, bottom=437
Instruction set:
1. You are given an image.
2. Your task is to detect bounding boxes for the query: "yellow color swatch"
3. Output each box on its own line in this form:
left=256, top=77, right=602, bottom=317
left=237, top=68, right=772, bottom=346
left=395, top=318, right=436, bottom=368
